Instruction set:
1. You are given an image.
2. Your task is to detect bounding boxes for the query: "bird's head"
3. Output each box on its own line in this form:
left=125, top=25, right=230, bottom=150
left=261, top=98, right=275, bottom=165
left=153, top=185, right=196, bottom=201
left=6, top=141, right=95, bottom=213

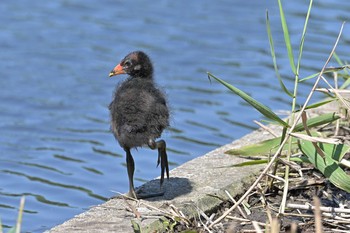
left=109, top=51, right=153, bottom=78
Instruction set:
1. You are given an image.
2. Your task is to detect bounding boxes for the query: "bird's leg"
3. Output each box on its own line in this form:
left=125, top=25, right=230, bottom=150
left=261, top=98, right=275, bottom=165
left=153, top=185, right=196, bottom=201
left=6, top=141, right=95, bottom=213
left=148, top=139, right=169, bottom=187
left=127, top=139, right=169, bottom=199
left=125, top=148, right=137, bottom=199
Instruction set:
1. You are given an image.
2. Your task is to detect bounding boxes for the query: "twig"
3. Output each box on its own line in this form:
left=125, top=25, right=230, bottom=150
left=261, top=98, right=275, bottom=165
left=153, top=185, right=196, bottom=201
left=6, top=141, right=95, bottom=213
left=116, top=192, right=191, bottom=224
left=225, top=190, right=248, bottom=219
left=287, top=203, right=350, bottom=214
left=256, top=183, right=273, bottom=224
left=314, top=196, right=323, bottom=233
left=252, top=221, right=263, bottom=233
left=169, top=204, right=186, bottom=219
left=265, top=207, right=274, bottom=229
left=282, top=212, right=314, bottom=218
left=332, top=229, right=350, bottom=233
left=266, top=173, right=286, bottom=183
left=253, top=120, right=279, bottom=137
left=120, top=195, right=141, bottom=218
left=196, top=206, right=211, bottom=224
left=290, top=222, right=298, bottom=233
left=197, top=211, right=213, bottom=233
left=321, top=213, right=350, bottom=223
left=279, top=157, right=302, bottom=171
left=271, top=218, right=280, bottom=233
left=315, top=88, right=350, bottom=94
left=226, top=215, right=249, bottom=222
left=289, top=132, right=342, bottom=144
left=340, top=158, right=350, bottom=168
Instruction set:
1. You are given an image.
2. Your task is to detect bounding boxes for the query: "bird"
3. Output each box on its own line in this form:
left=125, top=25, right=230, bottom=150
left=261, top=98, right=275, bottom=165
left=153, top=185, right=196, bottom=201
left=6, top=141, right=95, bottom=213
left=108, top=51, right=170, bottom=199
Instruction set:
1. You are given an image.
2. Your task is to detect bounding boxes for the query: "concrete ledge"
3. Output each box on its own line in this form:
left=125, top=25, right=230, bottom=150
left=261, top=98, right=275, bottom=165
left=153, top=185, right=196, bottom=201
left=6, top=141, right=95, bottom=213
left=48, top=125, right=281, bottom=233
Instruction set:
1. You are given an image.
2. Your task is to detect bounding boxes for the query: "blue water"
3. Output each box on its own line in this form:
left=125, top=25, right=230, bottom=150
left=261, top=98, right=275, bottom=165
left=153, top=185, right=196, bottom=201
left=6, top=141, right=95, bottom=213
left=1, top=0, right=350, bottom=232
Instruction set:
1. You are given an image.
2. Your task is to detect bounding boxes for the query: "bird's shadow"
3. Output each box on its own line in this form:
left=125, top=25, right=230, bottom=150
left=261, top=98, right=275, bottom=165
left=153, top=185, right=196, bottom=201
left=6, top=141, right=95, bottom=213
left=136, top=177, right=192, bottom=201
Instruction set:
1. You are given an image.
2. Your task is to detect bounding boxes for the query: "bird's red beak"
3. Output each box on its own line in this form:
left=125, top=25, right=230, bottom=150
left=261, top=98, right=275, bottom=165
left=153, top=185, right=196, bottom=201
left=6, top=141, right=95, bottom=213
left=109, top=63, right=125, bottom=77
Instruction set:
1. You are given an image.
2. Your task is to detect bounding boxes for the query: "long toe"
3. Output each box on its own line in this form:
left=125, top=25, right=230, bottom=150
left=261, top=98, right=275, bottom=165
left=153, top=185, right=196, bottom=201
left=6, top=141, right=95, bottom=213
left=159, top=148, right=169, bottom=186
left=128, top=189, right=138, bottom=199
left=164, top=151, right=169, bottom=179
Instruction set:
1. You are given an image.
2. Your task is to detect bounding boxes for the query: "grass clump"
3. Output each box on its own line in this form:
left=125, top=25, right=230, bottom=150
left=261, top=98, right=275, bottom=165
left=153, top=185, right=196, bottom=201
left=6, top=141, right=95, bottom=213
left=206, top=0, right=350, bottom=231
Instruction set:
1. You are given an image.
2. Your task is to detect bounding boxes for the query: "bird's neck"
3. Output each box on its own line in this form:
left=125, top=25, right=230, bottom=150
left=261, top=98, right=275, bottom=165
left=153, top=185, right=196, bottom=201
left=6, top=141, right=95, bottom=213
left=129, top=75, right=154, bottom=81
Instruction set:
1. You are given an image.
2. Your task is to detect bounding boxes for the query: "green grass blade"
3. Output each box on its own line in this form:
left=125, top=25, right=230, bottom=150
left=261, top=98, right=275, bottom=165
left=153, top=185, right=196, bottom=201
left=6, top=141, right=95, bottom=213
left=226, top=136, right=297, bottom=156
left=208, top=72, right=289, bottom=127
left=299, top=141, right=350, bottom=192
left=15, top=197, right=25, bottom=233
left=294, top=99, right=335, bottom=112
left=337, top=66, right=350, bottom=89
left=266, top=10, right=293, bottom=97
left=278, top=0, right=296, bottom=74
left=300, top=65, right=350, bottom=82
left=290, top=156, right=310, bottom=163
left=293, top=112, right=340, bottom=132
left=226, top=131, right=319, bottom=157
left=320, top=142, right=350, bottom=161
left=296, top=0, right=313, bottom=73
left=230, top=159, right=269, bottom=167
left=333, top=52, right=346, bottom=70
left=228, top=156, right=312, bottom=168
left=336, top=53, right=350, bottom=89
left=299, top=72, right=319, bottom=82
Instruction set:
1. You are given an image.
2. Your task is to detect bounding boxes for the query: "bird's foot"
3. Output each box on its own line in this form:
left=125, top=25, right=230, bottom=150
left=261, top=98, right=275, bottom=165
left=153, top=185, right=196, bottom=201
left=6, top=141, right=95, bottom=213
left=127, top=189, right=138, bottom=199
left=148, top=139, right=169, bottom=195
left=150, top=139, right=169, bottom=187
left=157, top=146, right=169, bottom=187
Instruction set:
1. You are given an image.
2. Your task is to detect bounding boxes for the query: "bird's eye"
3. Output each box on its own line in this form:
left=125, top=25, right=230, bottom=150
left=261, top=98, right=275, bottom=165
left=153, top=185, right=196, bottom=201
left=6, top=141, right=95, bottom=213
left=123, top=60, right=132, bottom=68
